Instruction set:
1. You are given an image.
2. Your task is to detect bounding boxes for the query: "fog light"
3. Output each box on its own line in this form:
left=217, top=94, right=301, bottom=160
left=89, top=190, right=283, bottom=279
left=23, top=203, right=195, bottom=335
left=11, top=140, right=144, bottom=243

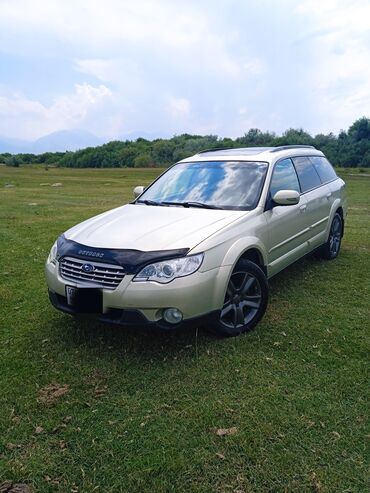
left=163, top=308, right=183, bottom=324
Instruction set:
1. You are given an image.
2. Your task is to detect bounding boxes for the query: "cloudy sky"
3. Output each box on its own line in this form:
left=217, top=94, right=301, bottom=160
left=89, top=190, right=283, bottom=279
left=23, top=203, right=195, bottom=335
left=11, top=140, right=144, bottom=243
left=0, top=0, right=369, bottom=142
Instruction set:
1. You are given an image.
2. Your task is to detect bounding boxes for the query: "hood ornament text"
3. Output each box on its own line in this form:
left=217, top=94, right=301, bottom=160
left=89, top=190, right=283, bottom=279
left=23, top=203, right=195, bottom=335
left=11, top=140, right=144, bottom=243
left=78, top=249, right=104, bottom=258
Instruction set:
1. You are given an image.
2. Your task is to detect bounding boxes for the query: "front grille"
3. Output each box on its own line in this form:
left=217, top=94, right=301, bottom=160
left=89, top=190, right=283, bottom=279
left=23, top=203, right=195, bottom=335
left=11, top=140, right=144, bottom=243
left=59, top=256, right=125, bottom=289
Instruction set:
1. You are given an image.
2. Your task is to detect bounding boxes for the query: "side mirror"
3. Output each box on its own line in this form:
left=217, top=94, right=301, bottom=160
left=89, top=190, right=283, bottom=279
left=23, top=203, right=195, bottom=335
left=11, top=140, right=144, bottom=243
left=133, top=186, right=145, bottom=198
left=272, top=190, right=300, bottom=206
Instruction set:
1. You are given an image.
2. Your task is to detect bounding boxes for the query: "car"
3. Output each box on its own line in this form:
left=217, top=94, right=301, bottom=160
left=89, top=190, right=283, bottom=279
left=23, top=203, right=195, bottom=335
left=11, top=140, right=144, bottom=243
left=45, top=145, right=347, bottom=336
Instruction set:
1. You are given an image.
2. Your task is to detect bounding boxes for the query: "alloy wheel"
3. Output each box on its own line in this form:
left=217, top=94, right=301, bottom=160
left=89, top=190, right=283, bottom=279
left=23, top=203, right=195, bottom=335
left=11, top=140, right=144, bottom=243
left=220, top=270, right=262, bottom=329
left=329, top=215, right=342, bottom=256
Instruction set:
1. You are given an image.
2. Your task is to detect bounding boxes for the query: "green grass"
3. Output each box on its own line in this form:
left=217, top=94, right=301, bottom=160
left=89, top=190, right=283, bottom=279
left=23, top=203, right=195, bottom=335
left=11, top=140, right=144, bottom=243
left=0, top=166, right=369, bottom=493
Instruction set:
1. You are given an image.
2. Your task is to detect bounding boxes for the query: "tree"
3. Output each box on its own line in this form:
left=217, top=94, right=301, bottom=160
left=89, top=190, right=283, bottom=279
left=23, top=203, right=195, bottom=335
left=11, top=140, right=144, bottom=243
left=134, top=154, right=155, bottom=168
left=152, top=140, right=174, bottom=166
left=348, top=117, right=370, bottom=142
left=119, top=146, right=139, bottom=168
left=5, top=155, right=21, bottom=167
left=274, top=128, right=313, bottom=146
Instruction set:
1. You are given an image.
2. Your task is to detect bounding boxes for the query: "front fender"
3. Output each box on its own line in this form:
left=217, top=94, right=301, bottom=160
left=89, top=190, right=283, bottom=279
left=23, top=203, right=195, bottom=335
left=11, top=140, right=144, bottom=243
left=221, top=236, right=268, bottom=268
left=209, top=237, right=268, bottom=310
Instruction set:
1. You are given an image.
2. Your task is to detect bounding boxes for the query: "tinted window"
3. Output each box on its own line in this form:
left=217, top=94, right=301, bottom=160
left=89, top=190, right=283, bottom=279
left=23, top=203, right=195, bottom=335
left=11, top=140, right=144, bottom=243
left=270, top=158, right=300, bottom=197
left=292, top=156, right=321, bottom=192
left=138, top=161, right=268, bottom=210
left=309, top=156, right=337, bottom=183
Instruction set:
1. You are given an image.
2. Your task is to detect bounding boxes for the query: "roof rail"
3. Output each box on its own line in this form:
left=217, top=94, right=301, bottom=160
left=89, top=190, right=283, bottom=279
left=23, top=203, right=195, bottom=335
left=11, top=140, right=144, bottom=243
left=270, top=145, right=315, bottom=153
left=197, top=147, right=234, bottom=154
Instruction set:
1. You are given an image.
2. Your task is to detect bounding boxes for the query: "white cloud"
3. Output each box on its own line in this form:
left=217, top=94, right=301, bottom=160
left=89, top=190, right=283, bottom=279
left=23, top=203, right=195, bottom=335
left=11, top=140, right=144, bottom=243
left=167, top=97, right=191, bottom=119
left=0, top=94, right=45, bottom=117
left=295, top=0, right=370, bottom=132
left=0, top=0, right=225, bottom=51
left=74, top=59, right=118, bottom=82
left=0, top=0, right=369, bottom=141
left=0, top=83, right=112, bottom=139
left=53, top=83, right=112, bottom=119
left=242, top=59, right=266, bottom=76
left=296, top=0, right=370, bottom=34
left=0, top=1, right=269, bottom=140
left=0, top=0, right=259, bottom=81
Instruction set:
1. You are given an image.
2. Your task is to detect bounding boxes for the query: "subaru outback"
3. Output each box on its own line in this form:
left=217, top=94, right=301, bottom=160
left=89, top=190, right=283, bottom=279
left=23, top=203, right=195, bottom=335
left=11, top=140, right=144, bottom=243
left=45, top=145, right=347, bottom=336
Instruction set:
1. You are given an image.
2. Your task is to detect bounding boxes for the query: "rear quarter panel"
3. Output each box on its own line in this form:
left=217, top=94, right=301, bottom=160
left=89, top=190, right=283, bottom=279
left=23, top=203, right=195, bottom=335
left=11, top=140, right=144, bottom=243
left=326, top=177, right=347, bottom=239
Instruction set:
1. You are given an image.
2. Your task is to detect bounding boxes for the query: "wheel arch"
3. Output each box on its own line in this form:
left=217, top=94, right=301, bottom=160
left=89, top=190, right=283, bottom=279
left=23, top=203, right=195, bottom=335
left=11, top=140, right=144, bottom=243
left=222, top=237, right=268, bottom=272
left=238, top=248, right=267, bottom=276
left=211, top=238, right=268, bottom=310
left=326, top=200, right=345, bottom=240
left=335, top=206, right=345, bottom=236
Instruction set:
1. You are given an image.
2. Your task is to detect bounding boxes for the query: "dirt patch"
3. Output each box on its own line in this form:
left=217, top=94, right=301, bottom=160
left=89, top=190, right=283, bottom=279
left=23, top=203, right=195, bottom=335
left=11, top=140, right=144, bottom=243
left=0, top=482, right=32, bottom=493
left=38, top=383, right=70, bottom=404
left=214, top=427, right=238, bottom=436
left=85, top=368, right=108, bottom=399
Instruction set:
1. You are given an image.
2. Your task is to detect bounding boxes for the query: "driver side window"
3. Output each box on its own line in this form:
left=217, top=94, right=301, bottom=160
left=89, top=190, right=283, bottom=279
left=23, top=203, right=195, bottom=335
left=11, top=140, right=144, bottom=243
left=270, top=158, right=300, bottom=198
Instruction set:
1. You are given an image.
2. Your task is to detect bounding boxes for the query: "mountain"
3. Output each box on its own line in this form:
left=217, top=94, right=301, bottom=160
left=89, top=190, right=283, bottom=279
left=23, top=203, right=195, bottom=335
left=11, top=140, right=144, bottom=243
left=0, top=129, right=104, bottom=153
left=31, top=129, right=104, bottom=153
left=0, top=128, right=170, bottom=154
left=0, top=136, right=30, bottom=154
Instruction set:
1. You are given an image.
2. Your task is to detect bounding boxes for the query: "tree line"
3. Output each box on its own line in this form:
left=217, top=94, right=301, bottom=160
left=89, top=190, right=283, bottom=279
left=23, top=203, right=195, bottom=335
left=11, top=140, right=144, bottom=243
left=2, top=117, right=370, bottom=168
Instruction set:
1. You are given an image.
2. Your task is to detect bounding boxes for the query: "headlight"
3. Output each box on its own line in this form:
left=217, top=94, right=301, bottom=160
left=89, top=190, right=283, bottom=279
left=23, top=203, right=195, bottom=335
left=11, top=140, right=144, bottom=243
left=47, top=241, right=58, bottom=264
left=133, top=253, right=204, bottom=284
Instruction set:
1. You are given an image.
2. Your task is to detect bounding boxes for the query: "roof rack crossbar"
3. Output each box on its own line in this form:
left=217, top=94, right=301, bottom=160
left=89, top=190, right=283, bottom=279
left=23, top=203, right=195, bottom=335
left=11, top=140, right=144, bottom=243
left=197, top=147, right=235, bottom=154
left=270, top=145, right=315, bottom=152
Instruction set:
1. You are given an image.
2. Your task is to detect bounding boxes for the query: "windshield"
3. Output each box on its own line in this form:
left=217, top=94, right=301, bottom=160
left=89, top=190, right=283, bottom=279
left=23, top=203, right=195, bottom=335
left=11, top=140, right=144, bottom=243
left=136, top=161, right=268, bottom=210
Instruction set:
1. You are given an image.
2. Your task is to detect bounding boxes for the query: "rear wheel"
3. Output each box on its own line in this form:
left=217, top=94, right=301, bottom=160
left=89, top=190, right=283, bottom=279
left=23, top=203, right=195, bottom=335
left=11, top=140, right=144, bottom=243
left=213, top=259, right=269, bottom=337
left=318, top=212, right=343, bottom=260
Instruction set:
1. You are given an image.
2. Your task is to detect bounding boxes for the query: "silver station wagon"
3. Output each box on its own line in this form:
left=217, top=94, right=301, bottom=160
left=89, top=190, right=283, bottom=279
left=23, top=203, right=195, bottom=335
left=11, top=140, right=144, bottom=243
left=46, top=145, right=347, bottom=336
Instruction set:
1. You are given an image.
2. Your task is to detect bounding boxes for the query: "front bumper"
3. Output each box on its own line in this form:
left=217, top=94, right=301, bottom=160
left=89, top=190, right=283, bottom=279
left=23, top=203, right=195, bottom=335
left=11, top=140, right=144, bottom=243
left=48, top=290, right=220, bottom=329
left=45, top=259, right=229, bottom=329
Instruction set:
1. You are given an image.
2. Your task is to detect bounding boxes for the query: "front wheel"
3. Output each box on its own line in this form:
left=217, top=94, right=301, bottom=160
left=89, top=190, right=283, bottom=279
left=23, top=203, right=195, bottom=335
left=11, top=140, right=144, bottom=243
left=317, top=212, right=343, bottom=260
left=213, top=259, right=269, bottom=337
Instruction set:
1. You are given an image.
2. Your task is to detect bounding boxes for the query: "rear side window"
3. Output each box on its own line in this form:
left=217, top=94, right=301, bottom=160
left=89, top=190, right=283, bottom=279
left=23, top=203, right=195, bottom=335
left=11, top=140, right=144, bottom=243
left=292, top=156, right=321, bottom=192
left=309, top=156, right=337, bottom=183
left=270, top=158, right=300, bottom=197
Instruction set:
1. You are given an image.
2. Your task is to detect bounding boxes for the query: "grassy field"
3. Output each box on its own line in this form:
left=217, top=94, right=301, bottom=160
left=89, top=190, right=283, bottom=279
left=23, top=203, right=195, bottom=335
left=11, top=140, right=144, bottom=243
left=0, top=166, right=369, bottom=493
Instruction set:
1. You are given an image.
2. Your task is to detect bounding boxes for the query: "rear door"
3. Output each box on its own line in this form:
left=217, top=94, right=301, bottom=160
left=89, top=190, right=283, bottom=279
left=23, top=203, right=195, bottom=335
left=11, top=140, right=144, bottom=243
left=309, top=155, right=340, bottom=212
left=292, top=156, right=332, bottom=249
left=264, top=158, right=310, bottom=276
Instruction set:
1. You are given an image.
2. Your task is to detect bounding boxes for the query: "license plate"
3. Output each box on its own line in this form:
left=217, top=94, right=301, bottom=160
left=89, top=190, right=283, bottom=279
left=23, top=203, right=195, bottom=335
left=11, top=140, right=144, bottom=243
left=66, top=286, right=78, bottom=306
left=65, top=286, right=102, bottom=313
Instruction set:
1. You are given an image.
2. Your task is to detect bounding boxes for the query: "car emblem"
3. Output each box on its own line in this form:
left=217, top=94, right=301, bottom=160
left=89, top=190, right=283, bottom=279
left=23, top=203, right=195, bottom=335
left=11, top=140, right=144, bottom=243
left=82, top=263, right=95, bottom=273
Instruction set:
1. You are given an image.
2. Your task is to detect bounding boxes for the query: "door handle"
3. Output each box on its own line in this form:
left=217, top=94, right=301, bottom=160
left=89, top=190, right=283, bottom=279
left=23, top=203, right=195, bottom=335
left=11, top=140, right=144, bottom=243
left=326, top=193, right=332, bottom=200
left=299, top=204, right=307, bottom=212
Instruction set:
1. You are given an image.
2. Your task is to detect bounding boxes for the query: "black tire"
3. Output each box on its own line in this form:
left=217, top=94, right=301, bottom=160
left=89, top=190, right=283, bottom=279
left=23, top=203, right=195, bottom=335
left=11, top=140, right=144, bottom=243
left=317, top=212, right=343, bottom=260
left=212, top=259, right=269, bottom=337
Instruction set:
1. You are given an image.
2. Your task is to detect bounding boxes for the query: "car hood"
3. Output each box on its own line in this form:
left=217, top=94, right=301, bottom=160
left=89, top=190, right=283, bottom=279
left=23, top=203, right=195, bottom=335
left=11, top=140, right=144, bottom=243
left=64, top=204, right=246, bottom=251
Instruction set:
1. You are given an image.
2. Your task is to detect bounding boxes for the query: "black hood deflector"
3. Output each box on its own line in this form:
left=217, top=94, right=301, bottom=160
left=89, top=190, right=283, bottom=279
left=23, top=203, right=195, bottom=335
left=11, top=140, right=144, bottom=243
left=57, top=235, right=189, bottom=274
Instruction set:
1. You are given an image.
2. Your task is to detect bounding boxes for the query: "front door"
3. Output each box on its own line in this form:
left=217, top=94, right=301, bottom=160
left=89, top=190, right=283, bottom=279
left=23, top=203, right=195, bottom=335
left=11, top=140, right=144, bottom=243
left=264, top=158, right=310, bottom=276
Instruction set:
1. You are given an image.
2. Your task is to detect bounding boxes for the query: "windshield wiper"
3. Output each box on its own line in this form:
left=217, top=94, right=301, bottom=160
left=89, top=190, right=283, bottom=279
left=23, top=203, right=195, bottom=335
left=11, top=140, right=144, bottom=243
left=161, top=201, right=219, bottom=209
left=135, top=199, right=164, bottom=206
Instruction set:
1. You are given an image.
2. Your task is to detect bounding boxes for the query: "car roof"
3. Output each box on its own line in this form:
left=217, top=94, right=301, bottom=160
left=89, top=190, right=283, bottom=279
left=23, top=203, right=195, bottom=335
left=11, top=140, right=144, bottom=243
left=180, top=145, right=325, bottom=164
